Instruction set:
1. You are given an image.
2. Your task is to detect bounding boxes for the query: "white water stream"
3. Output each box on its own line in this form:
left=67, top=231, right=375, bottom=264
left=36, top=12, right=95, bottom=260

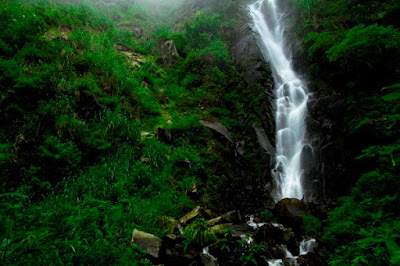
left=249, top=0, right=310, bottom=201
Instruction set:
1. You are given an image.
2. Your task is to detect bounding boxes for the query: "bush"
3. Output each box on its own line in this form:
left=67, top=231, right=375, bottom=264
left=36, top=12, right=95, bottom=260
left=302, top=214, right=321, bottom=237
left=260, top=210, right=274, bottom=222
left=40, top=136, right=81, bottom=174
left=183, top=218, right=216, bottom=252
left=327, top=25, right=400, bottom=67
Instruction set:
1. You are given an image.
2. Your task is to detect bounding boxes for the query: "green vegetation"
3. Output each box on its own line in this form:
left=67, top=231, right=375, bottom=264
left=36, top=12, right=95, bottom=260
left=260, top=210, right=274, bottom=222
left=183, top=218, right=216, bottom=252
left=291, top=0, right=400, bottom=264
left=2, top=0, right=398, bottom=264
left=0, top=0, right=270, bottom=264
left=302, top=214, right=321, bottom=237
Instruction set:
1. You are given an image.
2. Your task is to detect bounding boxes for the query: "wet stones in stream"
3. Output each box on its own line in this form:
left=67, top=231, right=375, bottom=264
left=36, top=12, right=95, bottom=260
left=131, top=203, right=324, bottom=265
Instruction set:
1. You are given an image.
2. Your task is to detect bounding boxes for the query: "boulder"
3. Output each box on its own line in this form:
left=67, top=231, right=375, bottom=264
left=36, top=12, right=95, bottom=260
left=227, top=224, right=250, bottom=238
left=221, top=210, right=243, bottom=224
left=207, top=216, right=222, bottom=227
left=131, top=229, right=162, bottom=258
left=275, top=198, right=310, bottom=232
left=253, top=124, right=275, bottom=156
left=157, top=40, right=179, bottom=68
left=164, top=244, right=200, bottom=265
left=275, top=198, right=309, bottom=217
left=210, top=223, right=232, bottom=235
left=205, top=210, right=243, bottom=227
left=200, top=247, right=218, bottom=266
left=295, top=252, right=325, bottom=266
left=254, top=224, right=293, bottom=244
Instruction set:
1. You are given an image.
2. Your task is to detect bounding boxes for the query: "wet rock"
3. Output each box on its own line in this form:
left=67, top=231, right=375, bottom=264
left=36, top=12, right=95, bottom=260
left=295, top=252, right=326, bottom=266
left=305, top=116, right=321, bottom=136
left=207, top=216, right=222, bottom=227
left=276, top=198, right=309, bottom=217
left=275, top=198, right=309, bottom=232
left=221, top=210, right=243, bottom=224
left=253, top=124, right=275, bottom=156
left=254, top=223, right=293, bottom=244
left=232, top=22, right=272, bottom=86
left=300, top=144, right=322, bottom=202
left=179, top=206, right=202, bottom=225
left=164, top=245, right=200, bottom=265
left=227, top=224, right=249, bottom=238
left=131, top=229, right=162, bottom=258
left=200, top=247, right=218, bottom=266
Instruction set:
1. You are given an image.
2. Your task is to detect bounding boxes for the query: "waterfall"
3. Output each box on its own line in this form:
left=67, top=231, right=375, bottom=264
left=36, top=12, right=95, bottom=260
left=300, top=238, right=316, bottom=255
left=249, top=0, right=310, bottom=201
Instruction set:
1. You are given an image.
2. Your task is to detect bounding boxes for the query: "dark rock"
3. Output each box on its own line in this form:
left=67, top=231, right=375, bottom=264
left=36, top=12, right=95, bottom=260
left=300, top=145, right=323, bottom=202
left=157, top=40, right=179, bottom=68
left=200, top=248, right=218, bottom=266
left=275, top=198, right=310, bottom=233
left=295, top=252, right=326, bottom=266
left=276, top=198, right=309, bottom=217
left=253, top=124, right=275, bottom=156
left=200, top=120, right=233, bottom=143
left=226, top=224, right=249, bottom=238
left=164, top=246, right=200, bottom=266
left=221, top=210, right=243, bottom=224
left=254, top=223, right=294, bottom=245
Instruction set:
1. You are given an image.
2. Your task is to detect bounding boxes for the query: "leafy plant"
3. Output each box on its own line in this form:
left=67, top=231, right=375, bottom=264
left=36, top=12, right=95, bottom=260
left=40, top=136, right=81, bottom=171
left=302, top=214, right=321, bottom=237
left=260, top=210, right=273, bottom=222
left=183, top=218, right=216, bottom=253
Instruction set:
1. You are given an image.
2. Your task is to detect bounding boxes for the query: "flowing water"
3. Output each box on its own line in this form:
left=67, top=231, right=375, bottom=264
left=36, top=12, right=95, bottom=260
left=249, top=0, right=310, bottom=201
left=299, top=238, right=316, bottom=255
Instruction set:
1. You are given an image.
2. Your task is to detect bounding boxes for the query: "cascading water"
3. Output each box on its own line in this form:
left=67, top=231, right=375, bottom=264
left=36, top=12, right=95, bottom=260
left=249, top=0, right=310, bottom=201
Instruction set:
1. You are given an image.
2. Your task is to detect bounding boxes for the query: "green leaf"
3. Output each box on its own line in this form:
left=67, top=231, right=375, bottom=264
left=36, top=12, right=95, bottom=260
left=381, top=83, right=400, bottom=90
left=0, top=193, right=28, bottom=199
left=382, top=91, right=400, bottom=101
left=1, top=238, right=11, bottom=248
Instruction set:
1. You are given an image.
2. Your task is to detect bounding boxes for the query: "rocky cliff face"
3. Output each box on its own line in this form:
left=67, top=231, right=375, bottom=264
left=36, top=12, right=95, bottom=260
left=229, top=3, right=277, bottom=209
left=280, top=0, right=359, bottom=203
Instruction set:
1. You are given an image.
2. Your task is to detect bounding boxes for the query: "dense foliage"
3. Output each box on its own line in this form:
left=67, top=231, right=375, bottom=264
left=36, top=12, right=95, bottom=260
left=1, top=0, right=399, bottom=264
left=0, top=0, right=264, bottom=264
left=291, top=0, right=400, bottom=264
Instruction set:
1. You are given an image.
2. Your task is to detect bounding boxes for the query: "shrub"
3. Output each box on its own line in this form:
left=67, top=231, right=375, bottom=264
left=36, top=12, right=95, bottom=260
left=40, top=136, right=82, bottom=176
left=260, top=210, right=274, bottom=222
left=302, top=214, right=321, bottom=237
left=183, top=218, right=216, bottom=252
